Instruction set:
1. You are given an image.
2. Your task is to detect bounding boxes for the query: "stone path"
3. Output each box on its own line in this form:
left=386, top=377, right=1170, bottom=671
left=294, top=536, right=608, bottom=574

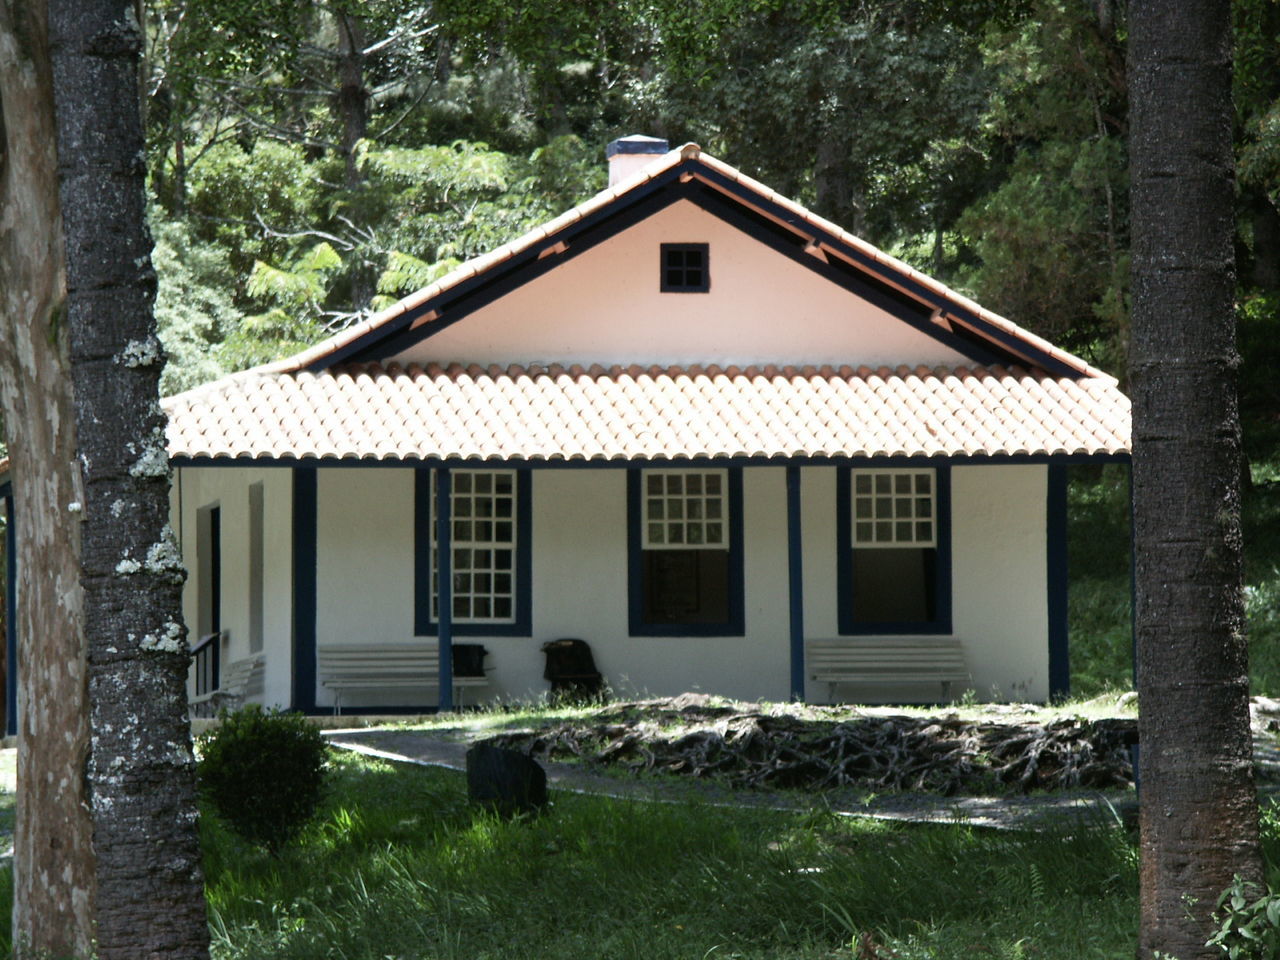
left=325, top=728, right=1139, bottom=832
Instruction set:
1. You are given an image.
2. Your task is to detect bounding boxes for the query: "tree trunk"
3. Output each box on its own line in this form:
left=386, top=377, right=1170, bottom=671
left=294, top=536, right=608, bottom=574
left=0, top=3, right=96, bottom=956
left=47, top=0, right=210, bottom=957
left=1128, top=4, right=1263, bottom=958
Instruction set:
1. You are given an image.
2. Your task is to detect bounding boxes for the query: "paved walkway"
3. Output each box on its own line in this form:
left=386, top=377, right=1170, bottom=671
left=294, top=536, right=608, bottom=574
left=325, top=728, right=1139, bottom=832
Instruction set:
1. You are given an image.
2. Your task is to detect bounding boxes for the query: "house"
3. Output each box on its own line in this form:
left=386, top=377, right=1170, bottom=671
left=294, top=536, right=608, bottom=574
left=0, top=136, right=1131, bottom=722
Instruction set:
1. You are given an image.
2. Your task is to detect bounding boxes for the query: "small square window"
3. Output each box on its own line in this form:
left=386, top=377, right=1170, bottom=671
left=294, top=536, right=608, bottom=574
left=660, top=243, right=710, bottom=292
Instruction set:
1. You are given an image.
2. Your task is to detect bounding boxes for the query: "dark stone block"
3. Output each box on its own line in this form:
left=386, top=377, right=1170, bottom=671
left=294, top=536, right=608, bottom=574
left=466, top=742, right=547, bottom=817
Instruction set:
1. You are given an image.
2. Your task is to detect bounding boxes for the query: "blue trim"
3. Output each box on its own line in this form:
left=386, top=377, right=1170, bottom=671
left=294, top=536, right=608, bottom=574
left=1046, top=464, right=1070, bottom=700
left=685, top=163, right=1082, bottom=378
left=683, top=187, right=1008, bottom=367
left=322, top=170, right=689, bottom=368
left=786, top=465, right=805, bottom=701
left=435, top=468, right=453, bottom=712
left=310, top=156, right=1083, bottom=377
left=627, top=467, right=745, bottom=637
left=660, top=243, right=710, bottom=293
left=414, top=468, right=533, bottom=637
left=171, top=452, right=1131, bottom=471
left=291, top=468, right=317, bottom=712
left=5, top=493, right=16, bottom=737
left=209, top=505, right=222, bottom=635
left=836, top=466, right=953, bottom=635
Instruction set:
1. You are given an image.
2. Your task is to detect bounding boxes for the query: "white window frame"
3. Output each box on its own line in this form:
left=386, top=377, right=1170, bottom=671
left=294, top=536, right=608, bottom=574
left=430, top=469, right=518, bottom=624
left=851, top=468, right=936, bottom=548
left=640, top=468, right=729, bottom=550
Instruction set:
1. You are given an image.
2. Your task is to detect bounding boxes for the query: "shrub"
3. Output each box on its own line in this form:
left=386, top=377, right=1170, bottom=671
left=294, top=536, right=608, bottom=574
left=198, top=705, right=329, bottom=853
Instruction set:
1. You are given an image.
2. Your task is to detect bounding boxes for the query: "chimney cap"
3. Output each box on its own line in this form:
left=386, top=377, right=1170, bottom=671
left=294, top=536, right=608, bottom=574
left=606, top=134, right=670, bottom=159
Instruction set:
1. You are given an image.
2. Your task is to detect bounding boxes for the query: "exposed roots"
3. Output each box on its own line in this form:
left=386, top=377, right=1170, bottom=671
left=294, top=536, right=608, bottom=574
left=489, top=698, right=1136, bottom=795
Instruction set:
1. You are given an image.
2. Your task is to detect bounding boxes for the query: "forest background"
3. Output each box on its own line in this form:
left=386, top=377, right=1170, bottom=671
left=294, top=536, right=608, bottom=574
left=5, top=0, right=1280, bottom=696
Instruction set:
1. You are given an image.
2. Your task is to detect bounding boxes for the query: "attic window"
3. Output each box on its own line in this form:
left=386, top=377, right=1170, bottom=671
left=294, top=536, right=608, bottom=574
left=661, top=243, right=709, bottom=292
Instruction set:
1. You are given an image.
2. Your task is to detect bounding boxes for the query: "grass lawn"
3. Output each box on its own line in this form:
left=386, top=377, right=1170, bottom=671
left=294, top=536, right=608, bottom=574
left=192, top=750, right=1145, bottom=960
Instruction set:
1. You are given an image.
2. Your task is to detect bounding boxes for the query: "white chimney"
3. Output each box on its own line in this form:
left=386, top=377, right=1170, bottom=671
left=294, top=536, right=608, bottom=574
left=606, top=134, right=670, bottom=187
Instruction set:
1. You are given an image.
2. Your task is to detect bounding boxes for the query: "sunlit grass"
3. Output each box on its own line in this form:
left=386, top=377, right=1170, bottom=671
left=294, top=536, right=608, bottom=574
left=200, top=750, right=1142, bottom=960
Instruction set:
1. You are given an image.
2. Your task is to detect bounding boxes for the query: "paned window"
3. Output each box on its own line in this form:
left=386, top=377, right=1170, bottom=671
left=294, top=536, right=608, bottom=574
left=851, top=470, right=936, bottom=547
left=630, top=468, right=743, bottom=635
left=839, top=467, right=951, bottom=634
left=642, top=470, right=726, bottom=548
left=660, top=243, right=710, bottom=292
left=431, top=470, right=517, bottom=623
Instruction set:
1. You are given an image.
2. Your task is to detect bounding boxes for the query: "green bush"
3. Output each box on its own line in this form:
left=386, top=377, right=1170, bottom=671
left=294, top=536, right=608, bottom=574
left=198, top=705, right=329, bottom=853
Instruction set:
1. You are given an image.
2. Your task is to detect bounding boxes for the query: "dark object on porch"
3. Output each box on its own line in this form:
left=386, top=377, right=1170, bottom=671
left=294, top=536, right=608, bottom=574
left=541, top=638, right=604, bottom=703
left=466, top=742, right=547, bottom=817
left=451, top=643, right=488, bottom=678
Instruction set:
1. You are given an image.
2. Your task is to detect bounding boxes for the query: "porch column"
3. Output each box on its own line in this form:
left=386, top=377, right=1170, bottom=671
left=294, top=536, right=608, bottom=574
left=435, top=467, right=454, bottom=711
left=291, top=467, right=318, bottom=712
left=4, top=489, right=17, bottom=736
left=787, top=464, right=805, bottom=701
left=1046, top=463, right=1069, bottom=700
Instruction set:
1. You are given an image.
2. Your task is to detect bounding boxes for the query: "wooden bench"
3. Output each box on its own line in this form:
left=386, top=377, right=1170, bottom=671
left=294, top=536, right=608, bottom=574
left=318, top=642, right=489, bottom=713
left=807, top=638, right=969, bottom=702
left=189, top=641, right=265, bottom=718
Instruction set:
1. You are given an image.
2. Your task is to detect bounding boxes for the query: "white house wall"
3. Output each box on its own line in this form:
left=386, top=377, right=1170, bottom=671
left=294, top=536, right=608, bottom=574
left=950, top=464, right=1050, bottom=702
left=390, top=200, right=972, bottom=371
left=175, top=466, right=293, bottom=707
left=288, top=463, right=1052, bottom=710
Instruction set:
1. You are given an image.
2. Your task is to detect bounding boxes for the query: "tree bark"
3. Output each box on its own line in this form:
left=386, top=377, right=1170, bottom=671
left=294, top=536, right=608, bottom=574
left=0, top=2, right=96, bottom=956
left=47, top=0, right=210, bottom=957
left=1128, top=3, right=1263, bottom=958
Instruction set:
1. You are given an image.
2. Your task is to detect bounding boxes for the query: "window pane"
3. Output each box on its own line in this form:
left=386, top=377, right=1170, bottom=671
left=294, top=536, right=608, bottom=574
left=494, top=473, right=512, bottom=494
left=686, top=475, right=702, bottom=495
left=916, top=498, right=932, bottom=518
left=648, top=498, right=665, bottom=519
left=688, top=524, right=703, bottom=544
left=641, top=549, right=730, bottom=625
left=916, top=474, right=932, bottom=494
left=475, top=473, right=492, bottom=493
left=894, top=474, right=911, bottom=494
left=455, top=499, right=472, bottom=517
left=852, top=547, right=935, bottom=623
left=454, top=473, right=471, bottom=493
left=495, top=521, right=512, bottom=541
left=687, top=500, right=702, bottom=519
left=855, top=474, right=872, bottom=494
left=706, top=522, right=723, bottom=544
left=666, top=475, right=682, bottom=494
left=875, top=497, right=893, bottom=519
left=494, top=597, right=512, bottom=618
left=705, top=474, right=721, bottom=495
left=649, top=523, right=665, bottom=544
left=917, top=521, right=933, bottom=542
left=495, top=549, right=512, bottom=570
left=896, top=521, right=912, bottom=541
left=706, top=499, right=722, bottom=519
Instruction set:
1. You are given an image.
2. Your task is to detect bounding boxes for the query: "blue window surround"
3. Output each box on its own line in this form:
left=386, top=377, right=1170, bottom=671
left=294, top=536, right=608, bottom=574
left=413, top=468, right=532, bottom=637
left=627, top=467, right=745, bottom=637
left=660, top=243, right=710, bottom=292
left=836, top=465, right=953, bottom=636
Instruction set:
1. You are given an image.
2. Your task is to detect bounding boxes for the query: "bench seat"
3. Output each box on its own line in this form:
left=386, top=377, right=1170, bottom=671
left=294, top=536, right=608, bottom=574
left=318, top=642, right=488, bottom=713
left=189, top=650, right=265, bottom=718
left=807, top=637, right=969, bottom=702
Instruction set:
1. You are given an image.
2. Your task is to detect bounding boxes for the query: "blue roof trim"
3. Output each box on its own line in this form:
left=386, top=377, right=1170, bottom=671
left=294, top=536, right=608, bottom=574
left=312, top=166, right=690, bottom=371
left=305, top=153, right=1086, bottom=377
left=687, top=163, right=1081, bottom=378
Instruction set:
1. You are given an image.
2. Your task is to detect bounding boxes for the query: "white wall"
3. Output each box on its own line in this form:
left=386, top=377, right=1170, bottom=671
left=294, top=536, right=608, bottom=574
left=950, top=464, right=1050, bottom=702
left=175, top=466, right=293, bottom=707
left=178, top=462, right=1054, bottom=711
left=390, top=200, right=970, bottom=371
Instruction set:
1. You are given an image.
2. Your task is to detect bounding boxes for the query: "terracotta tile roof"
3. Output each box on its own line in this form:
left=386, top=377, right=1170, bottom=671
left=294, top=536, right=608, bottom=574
left=163, top=362, right=1130, bottom=463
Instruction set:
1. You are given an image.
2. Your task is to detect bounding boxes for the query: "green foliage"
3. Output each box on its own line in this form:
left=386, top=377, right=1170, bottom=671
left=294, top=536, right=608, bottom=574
left=197, top=706, right=330, bottom=854
left=1207, top=877, right=1280, bottom=960
left=152, top=218, right=240, bottom=394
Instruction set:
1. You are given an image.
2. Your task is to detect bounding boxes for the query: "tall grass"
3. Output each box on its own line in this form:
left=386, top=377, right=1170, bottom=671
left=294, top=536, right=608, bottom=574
left=202, top=750, right=1141, bottom=960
